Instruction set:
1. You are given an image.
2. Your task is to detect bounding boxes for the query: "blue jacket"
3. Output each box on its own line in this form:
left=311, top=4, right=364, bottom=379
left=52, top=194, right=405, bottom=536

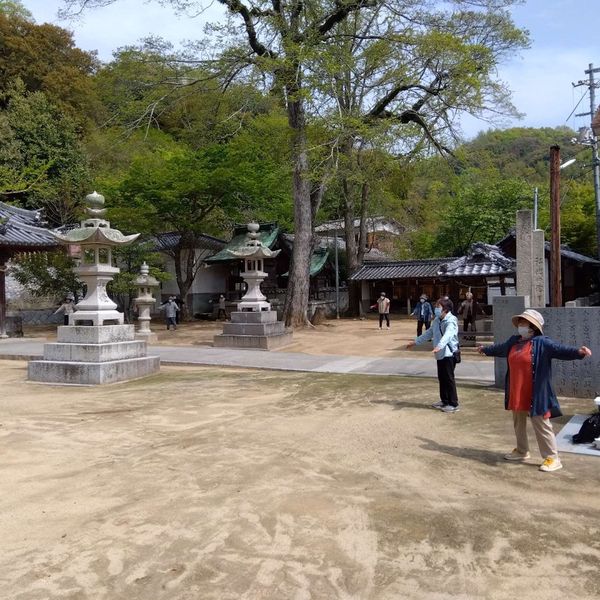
left=411, top=301, right=433, bottom=322
left=482, top=335, right=584, bottom=417
left=414, top=312, right=459, bottom=360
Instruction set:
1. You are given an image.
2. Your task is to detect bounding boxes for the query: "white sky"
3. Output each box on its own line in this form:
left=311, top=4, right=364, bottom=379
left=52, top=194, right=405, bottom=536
left=19, top=0, right=600, bottom=140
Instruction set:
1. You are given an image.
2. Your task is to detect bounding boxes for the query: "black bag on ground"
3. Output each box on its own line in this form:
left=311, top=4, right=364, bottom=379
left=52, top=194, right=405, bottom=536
left=572, top=412, right=600, bottom=444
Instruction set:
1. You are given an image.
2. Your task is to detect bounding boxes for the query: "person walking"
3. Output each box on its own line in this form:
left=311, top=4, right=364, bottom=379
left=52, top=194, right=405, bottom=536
left=478, top=309, right=592, bottom=472
left=458, top=291, right=480, bottom=332
left=217, top=294, right=228, bottom=320
left=371, top=292, right=391, bottom=329
left=411, top=294, right=433, bottom=336
left=54, top=296, right=75, bottom=325
left=407, top=297, right=460, bottom=413
left=160, top=296, right=180, bottom=330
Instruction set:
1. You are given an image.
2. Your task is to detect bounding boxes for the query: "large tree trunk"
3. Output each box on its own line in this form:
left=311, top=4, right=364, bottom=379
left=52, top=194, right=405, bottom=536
left=283, top=94, right=313, bottom=328
left=173, top=246, right=194, bottom=321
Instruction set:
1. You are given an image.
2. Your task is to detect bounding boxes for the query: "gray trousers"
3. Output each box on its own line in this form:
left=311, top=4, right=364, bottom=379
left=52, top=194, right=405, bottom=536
left=512, top=410, right=559, bottom=459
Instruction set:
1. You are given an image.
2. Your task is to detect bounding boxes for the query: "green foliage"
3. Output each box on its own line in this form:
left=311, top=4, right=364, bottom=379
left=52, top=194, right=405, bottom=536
left=0, top=81, right=90, bottom=224
left=430, top=178, right=533, bottom=256
left=0, top=6, right=100, bottom=124
left=10, top=250, right=80, bottom=299
left=108, top=242, right=170, bottom=322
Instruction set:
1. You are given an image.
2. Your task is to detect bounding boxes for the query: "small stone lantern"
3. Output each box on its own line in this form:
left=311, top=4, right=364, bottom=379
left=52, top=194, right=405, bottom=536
left=134, top=262, right=159, bottom=342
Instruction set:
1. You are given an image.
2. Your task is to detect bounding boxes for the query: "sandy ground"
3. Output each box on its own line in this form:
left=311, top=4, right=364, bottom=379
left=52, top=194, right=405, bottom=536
left=1, top=361, right=599, bottom=600
left=23, top=316, right=491, bottom=361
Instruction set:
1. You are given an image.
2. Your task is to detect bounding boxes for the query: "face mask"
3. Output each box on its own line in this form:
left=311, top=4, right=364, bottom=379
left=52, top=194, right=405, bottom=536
left=434, top=307, right=442, bottom=318
left=518, top=325, right=533, bottom=338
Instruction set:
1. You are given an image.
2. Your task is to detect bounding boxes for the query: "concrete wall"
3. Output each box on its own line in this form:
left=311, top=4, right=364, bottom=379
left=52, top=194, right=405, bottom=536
left=492, top=295, right=600, bottom=398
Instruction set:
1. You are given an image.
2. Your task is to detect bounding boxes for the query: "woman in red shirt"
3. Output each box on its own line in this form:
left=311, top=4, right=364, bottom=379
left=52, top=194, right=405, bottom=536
left=478, top=309, right=592, bottom=472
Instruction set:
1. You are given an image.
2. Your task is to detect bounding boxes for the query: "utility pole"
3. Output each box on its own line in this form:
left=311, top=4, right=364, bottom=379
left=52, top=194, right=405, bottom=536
left=550, top=146, right=562, bottom=307
left=573, top=63, right=600, bottom=259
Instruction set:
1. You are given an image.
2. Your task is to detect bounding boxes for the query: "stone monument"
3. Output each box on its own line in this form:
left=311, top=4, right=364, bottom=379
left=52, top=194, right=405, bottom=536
left=28, top=192, right=160, bottom=384
left=213, top=223, right=292, bottom=350
left=516, top=209, right=546, bottom=307
left=133, top=262, right=159, bottom=343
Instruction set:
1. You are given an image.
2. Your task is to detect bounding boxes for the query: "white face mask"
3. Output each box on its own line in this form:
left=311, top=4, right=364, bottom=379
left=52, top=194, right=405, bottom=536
left=517, top=325, right=533, bottom=338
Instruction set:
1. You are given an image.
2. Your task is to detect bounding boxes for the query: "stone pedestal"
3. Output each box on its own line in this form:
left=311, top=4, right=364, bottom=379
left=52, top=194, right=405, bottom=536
left=28, top=325, right=160, bottom=385
left=213, top=311, right=292, bottom=350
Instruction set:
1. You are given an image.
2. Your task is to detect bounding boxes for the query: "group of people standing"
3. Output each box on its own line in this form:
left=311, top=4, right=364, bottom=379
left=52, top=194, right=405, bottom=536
left=410, top=291, right=482, bottom=334
left=405, top=295, right=592, bottom=473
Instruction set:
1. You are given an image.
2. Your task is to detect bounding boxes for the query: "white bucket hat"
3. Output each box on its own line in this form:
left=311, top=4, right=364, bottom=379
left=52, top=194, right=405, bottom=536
left=511, top=309, right=544, bottom=334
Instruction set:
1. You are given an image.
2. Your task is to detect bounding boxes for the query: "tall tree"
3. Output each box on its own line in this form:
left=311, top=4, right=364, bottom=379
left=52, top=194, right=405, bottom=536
left=0, top=81, right=90, bottom=224
left=62, top=0, right=528, bottom=327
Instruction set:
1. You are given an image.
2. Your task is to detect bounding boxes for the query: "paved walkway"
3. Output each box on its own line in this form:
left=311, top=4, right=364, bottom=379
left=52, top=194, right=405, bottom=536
left=0, top=338, right=495, bottom=384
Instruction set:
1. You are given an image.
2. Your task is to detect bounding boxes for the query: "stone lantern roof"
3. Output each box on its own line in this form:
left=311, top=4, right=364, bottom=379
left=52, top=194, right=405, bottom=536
left=51, top=191, right=139, bottom=247
left=227, top=223, right=281, bottom=260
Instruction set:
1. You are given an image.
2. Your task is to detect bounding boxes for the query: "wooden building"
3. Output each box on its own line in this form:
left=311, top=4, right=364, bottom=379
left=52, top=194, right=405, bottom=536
left=0, top=201, right=59, bottom=336
left=350, top=243, right=516, bottom=314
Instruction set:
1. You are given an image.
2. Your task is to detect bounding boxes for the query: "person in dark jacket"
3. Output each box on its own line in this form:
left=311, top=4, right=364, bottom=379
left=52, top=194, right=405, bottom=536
left=478, top=309, right=592, bottom=472
left=411, top=294, right=434, bottom=336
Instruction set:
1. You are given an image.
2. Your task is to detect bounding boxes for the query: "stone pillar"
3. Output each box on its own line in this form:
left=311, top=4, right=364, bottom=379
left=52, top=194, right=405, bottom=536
left=0, top=260, right=7, bottom=338
left=516, top=210, right=533, bottom=298
left=531, top=229, right=546, bottom=307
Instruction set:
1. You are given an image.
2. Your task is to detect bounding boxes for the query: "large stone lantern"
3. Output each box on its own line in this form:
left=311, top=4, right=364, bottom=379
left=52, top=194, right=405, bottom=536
left=28, top=192, right=160, bottom=385
left=51, top=191, right=139, bottom=325
left=134, top=262, right=159, bottom=342
left=213, top=223, right=291, bottom=350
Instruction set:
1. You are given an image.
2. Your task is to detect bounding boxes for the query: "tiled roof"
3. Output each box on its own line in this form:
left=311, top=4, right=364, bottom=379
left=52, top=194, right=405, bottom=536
left=282, top=247, right=329, bottom=277
left=0, top=202, right=58, bottom=250
left=350, top=243, right=517, bottom=280
left=441, top=243, right=515, bottom=276
left=350, top=258, right=453, bottom=281
left=153, top=232, right=226, bottom=253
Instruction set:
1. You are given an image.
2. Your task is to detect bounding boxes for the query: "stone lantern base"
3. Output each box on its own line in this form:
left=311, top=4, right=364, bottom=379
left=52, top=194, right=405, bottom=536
left=28, top=325, right=160, bottom=385
left=213, top=310, right=292, bottom=350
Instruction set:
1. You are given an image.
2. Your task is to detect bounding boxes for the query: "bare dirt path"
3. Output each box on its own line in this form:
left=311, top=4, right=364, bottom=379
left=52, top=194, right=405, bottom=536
left=1, top=361, right=598, bottom=599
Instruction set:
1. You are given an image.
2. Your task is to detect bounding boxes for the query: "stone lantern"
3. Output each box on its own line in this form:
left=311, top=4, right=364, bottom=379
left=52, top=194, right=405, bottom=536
left=134, top=262, right=159, bottom=342
left=28, top=191, right=160, bottom=385
left=54, top=191, right=139, bottom=326
left=213, top=223, right=292, bottom=349
left=236, top=222, right=279, bottom=312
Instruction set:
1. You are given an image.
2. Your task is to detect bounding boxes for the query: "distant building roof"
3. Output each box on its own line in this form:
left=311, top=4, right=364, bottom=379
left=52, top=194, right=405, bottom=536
left=315, top=216, right=405, bottom=236
left=316, top=235, right=392, bottom=262
left=0, top=201, right=58, bottom=251
left=440, top=243, right=515, bottom=277
left=153, top=231, right=226, bottom=253
left=350, top=242, right=517, bottom=281
left=205, top=223, right=279, bottom=263
left=350, top=258, right=453, bottom=281
left=496, top=230, right=600, bottom=266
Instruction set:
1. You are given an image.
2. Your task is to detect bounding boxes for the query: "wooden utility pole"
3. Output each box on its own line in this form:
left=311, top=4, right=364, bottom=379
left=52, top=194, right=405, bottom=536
left=550, top=145, right=562, bottom=307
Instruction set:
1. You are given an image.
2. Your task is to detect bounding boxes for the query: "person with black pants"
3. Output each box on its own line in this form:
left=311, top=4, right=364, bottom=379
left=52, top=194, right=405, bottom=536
left=407, top=297, right=460, bottom=413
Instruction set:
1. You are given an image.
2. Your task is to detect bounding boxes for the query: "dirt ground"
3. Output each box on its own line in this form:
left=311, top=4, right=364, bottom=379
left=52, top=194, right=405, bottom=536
left=23, top=316, right=491, bottom=361
left=2, top=361, right=599, bottom=600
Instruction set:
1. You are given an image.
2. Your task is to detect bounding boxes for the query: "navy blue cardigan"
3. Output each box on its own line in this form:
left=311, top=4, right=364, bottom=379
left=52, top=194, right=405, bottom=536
left=482, top=335, right=584, bottom=417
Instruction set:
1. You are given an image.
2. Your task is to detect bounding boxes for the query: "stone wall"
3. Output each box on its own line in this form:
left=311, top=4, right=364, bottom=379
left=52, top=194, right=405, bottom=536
left=492, top=296, right=600, bottom=398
